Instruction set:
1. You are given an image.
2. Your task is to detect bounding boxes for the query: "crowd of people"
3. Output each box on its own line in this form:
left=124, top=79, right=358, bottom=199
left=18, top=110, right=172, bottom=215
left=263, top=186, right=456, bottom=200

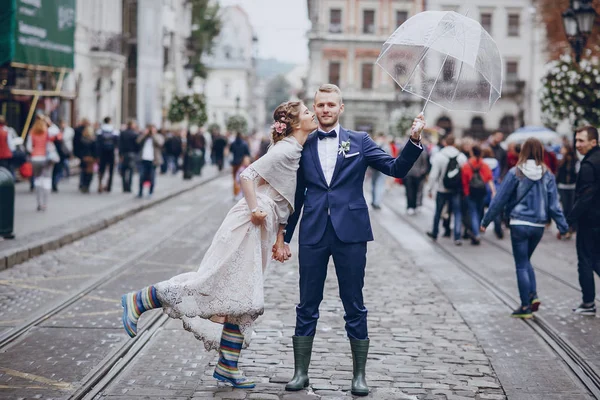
left=370, top=126, right=599, bottom=320
left=0, top=113, right=275, bottom=212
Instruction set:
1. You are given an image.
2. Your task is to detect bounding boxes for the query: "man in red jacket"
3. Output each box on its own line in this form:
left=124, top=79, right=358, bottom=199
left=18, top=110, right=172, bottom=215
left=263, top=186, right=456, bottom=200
left=462, top=145, right=495, bottom=245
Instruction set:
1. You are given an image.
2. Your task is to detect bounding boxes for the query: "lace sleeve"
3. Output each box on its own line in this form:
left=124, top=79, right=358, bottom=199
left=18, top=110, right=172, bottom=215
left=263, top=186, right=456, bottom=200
left=240, top=166, right=259, bottom=181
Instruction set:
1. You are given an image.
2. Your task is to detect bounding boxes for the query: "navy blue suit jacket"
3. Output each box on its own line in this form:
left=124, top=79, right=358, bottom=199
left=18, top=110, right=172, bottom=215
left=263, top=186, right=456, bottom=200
left=284, top=127, right=422, bottom=245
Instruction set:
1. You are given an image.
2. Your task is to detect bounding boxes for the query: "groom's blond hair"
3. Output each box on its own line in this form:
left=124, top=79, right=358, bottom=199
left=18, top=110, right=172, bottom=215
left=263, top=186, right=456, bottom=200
left=315, top=84, right=343, bottom=104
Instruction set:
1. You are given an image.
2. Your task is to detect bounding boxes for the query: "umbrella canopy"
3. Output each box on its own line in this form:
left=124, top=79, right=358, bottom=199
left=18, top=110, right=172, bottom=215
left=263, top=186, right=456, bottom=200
left=504, top=126, right=563, bottom=145
left=376, top=11, right=503, bottom=113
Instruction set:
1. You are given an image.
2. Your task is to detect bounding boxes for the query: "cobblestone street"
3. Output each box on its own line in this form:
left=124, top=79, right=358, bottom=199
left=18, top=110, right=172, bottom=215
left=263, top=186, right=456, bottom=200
left=0, top=176, right=597, bottom=399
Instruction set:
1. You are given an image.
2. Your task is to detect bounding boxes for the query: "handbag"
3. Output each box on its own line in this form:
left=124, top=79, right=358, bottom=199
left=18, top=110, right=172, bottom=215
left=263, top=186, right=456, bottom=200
left=19, top=162, right=33, bottom=178
left=46, top=140, right=60, bottom=163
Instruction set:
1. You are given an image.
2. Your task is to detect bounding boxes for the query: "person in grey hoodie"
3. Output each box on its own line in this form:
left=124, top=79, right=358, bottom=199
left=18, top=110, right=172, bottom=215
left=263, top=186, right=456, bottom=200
left=481, top=138, right=568, bottom=319
left=405, top=148, right=430, bottom=215
left=426, top=135, right=468, bottom=245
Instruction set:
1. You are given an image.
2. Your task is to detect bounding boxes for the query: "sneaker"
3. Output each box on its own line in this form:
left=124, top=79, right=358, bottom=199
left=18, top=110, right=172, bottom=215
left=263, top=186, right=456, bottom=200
left=407, top=208, right=415, bottom=216
left=531, top=298, right=541, bottom=312
left=573, top=303, right=596, bottom=315
left=442, top=230, right=451, bottom=238
left=426, top=231, right=437, bottom=241
left=454, top=240, right=462, bottom=246
left=471, top=237, right=481, bottom=246
left=511, top=306, right=533, bottom=319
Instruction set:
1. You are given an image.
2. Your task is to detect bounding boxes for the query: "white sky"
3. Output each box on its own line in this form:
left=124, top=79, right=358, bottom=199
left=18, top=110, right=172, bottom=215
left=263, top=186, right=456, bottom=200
left=217, top=0, right=310, bottom=64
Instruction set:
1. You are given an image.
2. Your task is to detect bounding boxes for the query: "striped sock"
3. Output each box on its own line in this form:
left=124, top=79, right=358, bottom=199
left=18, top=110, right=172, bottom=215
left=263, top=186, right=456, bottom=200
left=121, top=286, right=162, bottom=337
left=213, top=323, right=254, bottom=388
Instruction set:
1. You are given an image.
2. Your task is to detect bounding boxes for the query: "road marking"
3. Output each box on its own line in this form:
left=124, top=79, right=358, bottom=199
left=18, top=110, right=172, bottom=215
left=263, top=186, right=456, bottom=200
left=0, top=367, right=75, bottom=391
left=0, top=384, right=48, bottom=389
left=0, top=281, right=66, bottom=294
left=53, top=310, right=121, bottom=319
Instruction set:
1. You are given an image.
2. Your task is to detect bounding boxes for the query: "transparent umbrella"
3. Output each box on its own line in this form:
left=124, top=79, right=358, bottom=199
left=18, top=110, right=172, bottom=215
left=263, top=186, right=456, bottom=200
left=376, top=11, right=503, bottom=113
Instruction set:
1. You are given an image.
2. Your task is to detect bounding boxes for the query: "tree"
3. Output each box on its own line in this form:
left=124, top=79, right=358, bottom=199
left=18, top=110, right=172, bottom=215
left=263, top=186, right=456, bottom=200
left=167, top=94, right=208, bottom=127
left=226, top=115, right=248, bottom=134
left=540, top=54, right=600, bottom=129
left=186, top=0, right=221, bottom=81
left=537, top=0, right=600, bottom=60
left=265, top=75, right=292, bottom=123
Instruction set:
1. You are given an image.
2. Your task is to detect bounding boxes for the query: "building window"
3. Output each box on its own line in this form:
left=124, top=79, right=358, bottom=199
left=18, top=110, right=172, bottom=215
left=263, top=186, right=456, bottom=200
left=363, top=10, right=375, bottom=34
left=443, top=58, right=455, bottom=82
left=396, top=11, right=408, bottom=27
left=394, top=63, right=407, bottom=89
left=223, top=81, right=230, bottom=97
left=508, top=13, right=520, bottom=37
left=329, top=9, right=342, bottom=33
left=329, top=62, right=341, bottom=87
left=361, top=63, right=374, bottom=89
left=506, top=61, right=518, bottom=81
left=224, top=45, right=231, bottom=59
left=499, top=115, right=516, bottom=134
left=481, top=13, right=492, bottom=34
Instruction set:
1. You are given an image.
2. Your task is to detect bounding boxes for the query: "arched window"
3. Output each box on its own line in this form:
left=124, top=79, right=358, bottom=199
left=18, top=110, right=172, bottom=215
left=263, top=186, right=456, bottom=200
left=499, top=115, right=515, bottom=134
left=436, top=116, right=453, bottom=134
left=469, top=116, right=486, bottom=139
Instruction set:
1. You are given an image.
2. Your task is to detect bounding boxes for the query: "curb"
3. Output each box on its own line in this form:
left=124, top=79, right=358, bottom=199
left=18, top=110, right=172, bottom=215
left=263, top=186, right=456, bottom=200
left=0, top=171, right=224, bottom=271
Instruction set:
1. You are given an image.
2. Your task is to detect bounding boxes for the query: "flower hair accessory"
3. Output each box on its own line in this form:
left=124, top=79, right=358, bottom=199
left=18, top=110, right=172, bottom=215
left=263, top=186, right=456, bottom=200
left=271, top=120, right=287, bottom=134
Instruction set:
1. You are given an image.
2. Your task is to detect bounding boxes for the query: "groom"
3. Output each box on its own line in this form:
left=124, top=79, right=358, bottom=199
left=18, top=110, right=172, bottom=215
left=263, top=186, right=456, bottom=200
left=282, top=84, right=424, bottom=396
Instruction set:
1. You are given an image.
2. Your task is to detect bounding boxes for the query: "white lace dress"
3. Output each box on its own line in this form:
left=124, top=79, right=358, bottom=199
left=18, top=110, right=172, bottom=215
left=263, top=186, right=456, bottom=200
left=154, top=164, right=293, bottom=351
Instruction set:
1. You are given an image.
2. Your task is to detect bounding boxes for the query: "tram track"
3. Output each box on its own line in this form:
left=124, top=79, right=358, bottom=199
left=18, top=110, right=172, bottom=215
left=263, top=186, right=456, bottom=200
left=384, top=201, right=600, bottom=399
left=0, top=174, right=224, bottom=353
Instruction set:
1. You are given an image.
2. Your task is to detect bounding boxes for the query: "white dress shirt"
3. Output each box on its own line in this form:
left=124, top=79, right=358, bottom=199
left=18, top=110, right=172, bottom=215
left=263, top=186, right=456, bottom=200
left=317, top=124, right=340, bottom=186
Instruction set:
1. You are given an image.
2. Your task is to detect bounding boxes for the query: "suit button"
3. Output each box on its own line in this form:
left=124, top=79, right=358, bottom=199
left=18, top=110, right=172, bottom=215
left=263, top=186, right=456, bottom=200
left=327, top=188, right=332, bottom=192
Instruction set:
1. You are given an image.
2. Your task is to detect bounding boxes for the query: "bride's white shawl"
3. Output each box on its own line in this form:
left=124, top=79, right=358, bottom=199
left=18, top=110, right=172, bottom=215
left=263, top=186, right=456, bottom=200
left=250, top=136, right=303, bottom=212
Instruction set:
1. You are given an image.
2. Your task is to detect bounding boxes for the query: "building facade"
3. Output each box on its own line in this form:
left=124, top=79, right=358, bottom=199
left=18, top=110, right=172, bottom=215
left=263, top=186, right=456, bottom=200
left=305, top=0, right=423, bottom=135
left=424, top=0, right=546, bottom=138
left=201, top=6, right=259, bottom=133
left=305, top=0, right=546, bottom=137
left=74, top=0, right=126, bottom=125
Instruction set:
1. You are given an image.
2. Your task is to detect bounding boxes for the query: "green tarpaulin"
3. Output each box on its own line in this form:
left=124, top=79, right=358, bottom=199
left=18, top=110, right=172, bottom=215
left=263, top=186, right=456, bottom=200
left=0, top=0, right=75, bottom=68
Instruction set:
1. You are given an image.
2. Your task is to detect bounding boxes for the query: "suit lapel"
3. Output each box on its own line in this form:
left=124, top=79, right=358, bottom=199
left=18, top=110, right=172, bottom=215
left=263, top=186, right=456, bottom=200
left=308, top=133, right=328, bottom=186
left=330, top=127, right=348, bottom=185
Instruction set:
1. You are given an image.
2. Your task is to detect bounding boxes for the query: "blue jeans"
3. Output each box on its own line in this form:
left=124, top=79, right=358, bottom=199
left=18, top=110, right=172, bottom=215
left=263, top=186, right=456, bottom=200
left=510, top=225, right=544, bottom=307
left=138, top=160, right=156, bottom=197
left=371, top=170, right=385, bottom=207
left=466, top=196, right=485, bottom=239
left=432, top=192, right=462, bottom=240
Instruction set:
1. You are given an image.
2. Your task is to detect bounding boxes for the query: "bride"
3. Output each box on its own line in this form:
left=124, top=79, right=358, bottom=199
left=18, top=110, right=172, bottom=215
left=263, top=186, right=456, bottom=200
left=120, top=101, right=316, bottom=388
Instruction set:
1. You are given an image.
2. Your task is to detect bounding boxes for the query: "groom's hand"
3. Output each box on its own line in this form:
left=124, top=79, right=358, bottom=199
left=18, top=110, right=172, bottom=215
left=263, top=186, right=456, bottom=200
left=284, top=243, right=292, bottom=260
left=410, top=113, right=426, bottom=142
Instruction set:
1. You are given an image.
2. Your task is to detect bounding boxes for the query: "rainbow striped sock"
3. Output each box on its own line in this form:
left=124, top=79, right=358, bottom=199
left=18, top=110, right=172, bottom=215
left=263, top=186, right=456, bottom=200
left=121, top=286, right=162, bottom=338
left=213, top=323, right=255, bottom=389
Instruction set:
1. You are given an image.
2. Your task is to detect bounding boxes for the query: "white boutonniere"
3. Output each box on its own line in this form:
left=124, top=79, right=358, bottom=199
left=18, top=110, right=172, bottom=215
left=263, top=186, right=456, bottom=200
left=338, top=139, right=350, bottom=156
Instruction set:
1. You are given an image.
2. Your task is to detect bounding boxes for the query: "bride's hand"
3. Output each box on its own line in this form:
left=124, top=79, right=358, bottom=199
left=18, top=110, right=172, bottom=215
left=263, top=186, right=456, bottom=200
left=250, top=209, right=267, bottom=226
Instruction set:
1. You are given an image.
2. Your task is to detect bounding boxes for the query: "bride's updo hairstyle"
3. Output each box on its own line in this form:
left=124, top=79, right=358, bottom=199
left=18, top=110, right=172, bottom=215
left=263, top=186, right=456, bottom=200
left=271, top=101, right=302, bottom=143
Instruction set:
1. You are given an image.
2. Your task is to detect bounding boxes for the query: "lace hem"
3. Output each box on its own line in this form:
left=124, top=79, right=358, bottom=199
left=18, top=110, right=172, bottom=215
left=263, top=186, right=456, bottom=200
left=239, top=165, right=259, bottom=181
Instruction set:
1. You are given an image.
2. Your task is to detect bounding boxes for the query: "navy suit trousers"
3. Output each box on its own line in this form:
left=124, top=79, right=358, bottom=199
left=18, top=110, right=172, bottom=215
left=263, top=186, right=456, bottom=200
left=295, top=217, right=368, bottom=339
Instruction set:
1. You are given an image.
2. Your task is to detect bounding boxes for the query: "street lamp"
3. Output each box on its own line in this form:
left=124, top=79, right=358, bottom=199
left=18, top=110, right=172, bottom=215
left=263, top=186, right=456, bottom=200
left=562, top=0, right=597, bottom=63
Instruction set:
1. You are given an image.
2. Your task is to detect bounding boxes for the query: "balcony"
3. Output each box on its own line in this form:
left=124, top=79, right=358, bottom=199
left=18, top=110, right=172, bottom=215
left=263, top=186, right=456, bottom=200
left=89, top=31, right=126, bottom=70
left=90, top=31, right=123, bottom=54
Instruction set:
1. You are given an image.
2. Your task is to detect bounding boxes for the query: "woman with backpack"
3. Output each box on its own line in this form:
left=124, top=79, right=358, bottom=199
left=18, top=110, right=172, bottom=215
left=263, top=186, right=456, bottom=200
left=481, top=138, right=569, bottom=319
left=462, top=145, right=495, bottom=245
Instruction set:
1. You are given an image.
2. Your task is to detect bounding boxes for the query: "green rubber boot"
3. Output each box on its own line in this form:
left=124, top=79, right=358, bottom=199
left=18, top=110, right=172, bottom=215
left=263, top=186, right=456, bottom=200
left=285, top=336, right=314, bottom=391
left=350, top=338, right=370, bottom=396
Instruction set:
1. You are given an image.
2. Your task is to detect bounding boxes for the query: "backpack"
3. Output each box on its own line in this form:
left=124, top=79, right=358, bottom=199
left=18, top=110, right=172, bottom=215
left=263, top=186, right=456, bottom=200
left=469, top=163, right=487, bottom=198
left=443, top=156, right=462, bottom=192
left=99, top=128, right=116, bottom=152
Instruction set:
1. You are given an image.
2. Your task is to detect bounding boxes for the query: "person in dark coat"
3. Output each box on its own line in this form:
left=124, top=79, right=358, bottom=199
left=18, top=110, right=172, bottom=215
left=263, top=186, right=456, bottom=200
left=119, top=119, right=139, bottom=192
left=569, top=126, right=600, bottom=315
left=229, top=132, right=250, bottom=197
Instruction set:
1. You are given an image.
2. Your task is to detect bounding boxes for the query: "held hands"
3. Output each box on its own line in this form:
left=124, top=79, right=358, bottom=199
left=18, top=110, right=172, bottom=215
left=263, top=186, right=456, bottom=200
left=410, top=113, right=426, bottom=142
left=250, top=209, right=267, bottom=226
left=272, top=240, right=292, bottom=263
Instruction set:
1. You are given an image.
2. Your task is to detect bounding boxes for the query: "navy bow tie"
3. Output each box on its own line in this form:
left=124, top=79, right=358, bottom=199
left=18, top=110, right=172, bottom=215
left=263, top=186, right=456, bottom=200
left=317, top=130, right=337, bottom=140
